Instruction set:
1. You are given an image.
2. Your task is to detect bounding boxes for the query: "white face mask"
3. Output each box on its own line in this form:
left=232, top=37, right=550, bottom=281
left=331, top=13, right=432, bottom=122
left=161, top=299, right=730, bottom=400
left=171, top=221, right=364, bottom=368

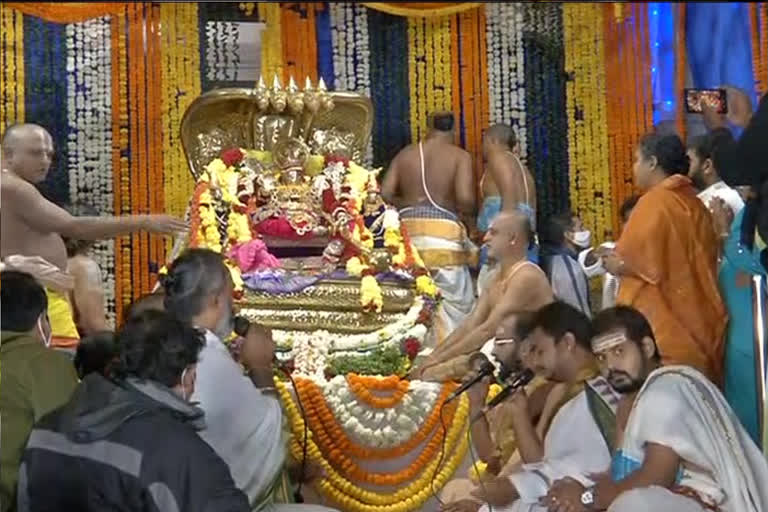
left=570, top=230, right=592, bottom=248
left=37, top=316, right=52, bottom=347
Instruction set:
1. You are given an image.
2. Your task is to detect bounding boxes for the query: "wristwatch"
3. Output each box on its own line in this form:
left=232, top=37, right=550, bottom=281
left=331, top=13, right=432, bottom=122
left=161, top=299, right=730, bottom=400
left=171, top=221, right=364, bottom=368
left=580, top=486, right=596, bottom=509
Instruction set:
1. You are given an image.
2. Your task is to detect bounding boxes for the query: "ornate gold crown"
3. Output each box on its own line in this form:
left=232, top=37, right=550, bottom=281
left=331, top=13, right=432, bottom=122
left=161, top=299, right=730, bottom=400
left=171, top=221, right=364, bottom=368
left=180, top=76, right=374, bottom=180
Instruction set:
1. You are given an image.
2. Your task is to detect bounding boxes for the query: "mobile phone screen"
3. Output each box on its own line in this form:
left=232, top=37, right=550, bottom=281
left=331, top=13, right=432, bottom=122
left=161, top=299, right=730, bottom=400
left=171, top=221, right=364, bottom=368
left=684, top=88, right=727, bottom=114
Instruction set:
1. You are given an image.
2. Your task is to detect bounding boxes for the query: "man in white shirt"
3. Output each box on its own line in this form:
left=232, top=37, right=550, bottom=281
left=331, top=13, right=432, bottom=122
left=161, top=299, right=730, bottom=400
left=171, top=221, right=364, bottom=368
left=163, top=248, right=334, bottom=512
left=687, top=128, right=744, bottom=216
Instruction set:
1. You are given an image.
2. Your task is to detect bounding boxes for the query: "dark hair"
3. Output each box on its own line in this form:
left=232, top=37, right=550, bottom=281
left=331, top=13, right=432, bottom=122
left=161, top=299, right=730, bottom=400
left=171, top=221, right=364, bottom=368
left=114, top=310, right=204, bottom=387
left=74, top=331, right=118, bottom=379
left=123, top=292, right=165, bottom=324
left=162, top=249, right=229, bottom=322
left=0, top=271, right=48, bottom=332
left=689, top=128, right=735, bottom=163
left=638, top=133, right=689, bottom=175
left=485, top=123, right=517, bottom=150
left=619, top=195, right=639, bottom=223
left=429, top=112, right=454, bottom=132
left=61, top=203, right=99, bottom=257
left=528, top=301, right=593, bottom=351
left=592, top=306, right=659, bottom=360
left=539, top=211, right=575, bottom=248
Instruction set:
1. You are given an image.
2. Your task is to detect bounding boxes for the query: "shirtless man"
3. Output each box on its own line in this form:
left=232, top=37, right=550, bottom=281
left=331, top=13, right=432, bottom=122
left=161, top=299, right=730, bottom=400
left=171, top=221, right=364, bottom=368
left=477, top=124, right=538, bottom=294
left=382, top=112, right=478, bottom=341
left=1, top=123, right=185, bottom=348
left=413, top=211, right=553, bottom=381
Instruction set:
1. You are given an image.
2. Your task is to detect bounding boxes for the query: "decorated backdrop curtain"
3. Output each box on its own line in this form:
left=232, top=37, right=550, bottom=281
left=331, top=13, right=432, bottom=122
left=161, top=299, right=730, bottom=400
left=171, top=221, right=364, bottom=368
left=362, top=3, right=481, bottom=18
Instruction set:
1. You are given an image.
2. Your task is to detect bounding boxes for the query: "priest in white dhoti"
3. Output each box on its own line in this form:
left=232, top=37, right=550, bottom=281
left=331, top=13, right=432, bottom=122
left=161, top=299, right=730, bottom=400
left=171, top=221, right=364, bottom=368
left=441, top=302, right=620, bottom=512
left=544, top=306, right=768, bottom=512
left=162, top=249, right=336, bottom=512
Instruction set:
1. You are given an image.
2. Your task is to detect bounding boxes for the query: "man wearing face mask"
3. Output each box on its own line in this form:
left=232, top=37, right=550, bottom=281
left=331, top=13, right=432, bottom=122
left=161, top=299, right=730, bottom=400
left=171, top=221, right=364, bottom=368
left=539, top=212, right=592, bottom=317
left=18, top=309, right=251, bottom=512
left=162, top=249, right=334, bottom=512
left=0, top=271, right=79, bottom=511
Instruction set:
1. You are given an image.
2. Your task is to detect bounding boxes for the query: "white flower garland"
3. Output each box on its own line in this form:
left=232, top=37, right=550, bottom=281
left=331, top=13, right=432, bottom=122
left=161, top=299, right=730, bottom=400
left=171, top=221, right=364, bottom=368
left=322, top=376, right=442, bottom=448
left=65, top=17, right=116, bottom=324
left=486, top=3, right=527, bottom=158
left=205, top=22, right=240, bottom=82
left=329, top=3, right=372, bottom=165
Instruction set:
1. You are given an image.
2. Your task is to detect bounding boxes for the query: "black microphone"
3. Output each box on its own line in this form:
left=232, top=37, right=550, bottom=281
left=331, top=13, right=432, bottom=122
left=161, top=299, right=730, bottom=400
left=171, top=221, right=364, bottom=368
left=478, top=368, right=535, bottom=417
left=446, top=354, right=496, bottom=402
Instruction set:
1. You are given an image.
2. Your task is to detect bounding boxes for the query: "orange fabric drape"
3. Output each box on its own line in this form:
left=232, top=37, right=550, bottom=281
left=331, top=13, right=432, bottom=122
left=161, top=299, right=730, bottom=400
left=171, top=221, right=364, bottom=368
left=603, top=3, right=653, bottom=235
left=363, top=3, right=481, bottom=18
left=455, top=9, right=489, bottom=198
left=281, top=3, right=319, bottom=84
left=4, top=2, right=126, bottom=23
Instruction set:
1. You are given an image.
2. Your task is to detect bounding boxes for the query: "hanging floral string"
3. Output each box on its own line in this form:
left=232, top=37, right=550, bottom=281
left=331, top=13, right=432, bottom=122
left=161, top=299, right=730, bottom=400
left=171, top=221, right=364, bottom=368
left=258, top=2, right=283, bottom=81
left=66, top=16, right=116, bottom=323
left=281, top=3, right=318, bottom=84
left=749, top=3, right=768, bottom=96
left=564, top=4, right=612, bottom=244
left=675, top=3, right=687, bottom=141
left=0, top=3, right=24, bottom=127
left=161, top=3, right=201, bottom=223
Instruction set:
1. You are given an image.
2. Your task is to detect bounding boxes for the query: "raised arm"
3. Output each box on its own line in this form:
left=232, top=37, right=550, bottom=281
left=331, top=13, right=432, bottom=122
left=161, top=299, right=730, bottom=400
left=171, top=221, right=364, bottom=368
left=5, top=178, right=185, bottom=239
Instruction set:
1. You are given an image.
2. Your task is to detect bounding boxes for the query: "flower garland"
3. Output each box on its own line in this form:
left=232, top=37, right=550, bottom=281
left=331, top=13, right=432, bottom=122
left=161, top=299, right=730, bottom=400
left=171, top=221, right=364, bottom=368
left=279, top=378, right=469, bottom=511
left=329, top=2, right=372, bottom=164
left=346, top=374, right=410, bottom=408
left=0, top=3, right=24, bottom=128
left=675, top=3, right=686, bottom=141
left=486, top=3, right=527, bottom=158
left=522, top=4, right=569, bottom=221
left=407, top=14, right=454, bottom=142
left=160, top=3, right=201, bottom=222
left=564, top=4, right=612, bottom=244
left=205, top=21, right=239, bottom=83
left=258, top=2, right=283, bottom=81
left=281, top=3, right=318, bottom=84
left=749, top=3, right=768, bottom=97
left=65, top=16, right=116, bottom=323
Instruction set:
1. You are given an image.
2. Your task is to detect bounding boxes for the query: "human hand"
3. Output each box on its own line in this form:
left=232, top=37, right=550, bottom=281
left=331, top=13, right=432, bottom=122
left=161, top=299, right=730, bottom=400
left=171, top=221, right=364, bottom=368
left=471, top=476, right=518, bottom=506
left=709, top=197, right=734, bottom=238
left=441, top=499, right=482, bottom=512
left=143, top=214, right=188, bottom=235
left=701, top=102, right=727, bottom=130
left=724, top=86, right=754, bottom=128
left=240, top=323, right=276, bottom=371
left=601, top=250, right=624, bottom=275
left=467, top=375, right=492, bottom=410
left=544, top=478, right=587, bottom=512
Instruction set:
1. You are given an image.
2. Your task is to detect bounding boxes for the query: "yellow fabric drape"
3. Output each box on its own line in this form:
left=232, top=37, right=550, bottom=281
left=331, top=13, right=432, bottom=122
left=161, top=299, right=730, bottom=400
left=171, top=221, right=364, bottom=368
left=363, top=3, right=482, bottom=18
left=4, top=2, right=126, bottom=23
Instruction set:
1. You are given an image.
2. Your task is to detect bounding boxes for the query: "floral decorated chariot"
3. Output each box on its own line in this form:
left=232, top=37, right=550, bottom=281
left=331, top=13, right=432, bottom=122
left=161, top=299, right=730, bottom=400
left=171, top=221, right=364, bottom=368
left=176, top=78, right=472, bottom=511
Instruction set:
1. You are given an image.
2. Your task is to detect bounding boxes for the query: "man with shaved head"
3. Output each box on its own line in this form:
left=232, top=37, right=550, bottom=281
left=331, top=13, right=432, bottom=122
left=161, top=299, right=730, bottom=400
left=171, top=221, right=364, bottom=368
left=1, top=123, right=186, bottom=349
left=412, top=210, right=553, bottom=381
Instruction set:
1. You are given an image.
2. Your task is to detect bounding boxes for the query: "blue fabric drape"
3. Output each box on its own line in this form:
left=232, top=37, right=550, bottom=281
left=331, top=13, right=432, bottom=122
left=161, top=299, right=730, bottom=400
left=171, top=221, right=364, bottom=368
left=686, top=3, right=756, bottom=107
left=315, top=4, right=334, bottom=89
left=648, top=2, right=676, bottom=124
left=23, top=15, right=69, bottom=206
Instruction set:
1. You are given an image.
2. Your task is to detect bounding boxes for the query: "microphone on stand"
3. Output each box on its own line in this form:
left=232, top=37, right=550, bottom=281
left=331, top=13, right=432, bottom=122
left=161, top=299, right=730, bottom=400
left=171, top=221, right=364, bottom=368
left=446, top=353, right=496, bottom=402
left=472, top=368, right=535, bottom=421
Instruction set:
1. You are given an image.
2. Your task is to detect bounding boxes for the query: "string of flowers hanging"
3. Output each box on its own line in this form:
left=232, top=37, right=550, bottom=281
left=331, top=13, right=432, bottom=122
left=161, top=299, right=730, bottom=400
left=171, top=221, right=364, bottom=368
left=281, top=3, right=318, bottom=84
left=675, top=3, right=687, bottom=141
left=564, top=3, right=612, bottom=244
left=205, top=21, right=240, bottom=83
left=258, top=2, right=283, bottom=82
left=485, top=3, right=526, bottom=158
left=65, top=16, right=116, bottom=323
left=749, top=3, right=768, bottom=96
left=0, top=3, right=25, bottom=127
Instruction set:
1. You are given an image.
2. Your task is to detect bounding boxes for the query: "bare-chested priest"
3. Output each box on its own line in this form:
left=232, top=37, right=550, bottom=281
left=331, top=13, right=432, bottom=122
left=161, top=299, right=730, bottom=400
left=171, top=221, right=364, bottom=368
left=1, top=123, right=186, bottom=349
left=412, top=211, right=553, bottom=381
left=477, top=124, right=538, bottom=294
left=381, top=112, right=477, bottom=342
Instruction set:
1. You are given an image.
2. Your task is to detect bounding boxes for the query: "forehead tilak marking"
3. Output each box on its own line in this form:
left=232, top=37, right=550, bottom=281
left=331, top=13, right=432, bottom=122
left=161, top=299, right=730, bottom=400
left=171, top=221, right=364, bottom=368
left=591, top=331, right=627, bottom=353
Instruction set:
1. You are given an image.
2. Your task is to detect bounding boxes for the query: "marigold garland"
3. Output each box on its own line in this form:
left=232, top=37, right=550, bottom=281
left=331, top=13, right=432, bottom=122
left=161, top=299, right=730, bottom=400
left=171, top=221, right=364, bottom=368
left=259, top=2, right=284, bottom=81
left=346, top=374, right=410, bottom=408
left=675, top=3, right=687, bottom=141
left=281, top=3, right=318, bottom=84
left=278, top=378, right=469, bottom=511
left=749, top=3, right=768, bottom=96
left=0, top=4, right=24, bottom=128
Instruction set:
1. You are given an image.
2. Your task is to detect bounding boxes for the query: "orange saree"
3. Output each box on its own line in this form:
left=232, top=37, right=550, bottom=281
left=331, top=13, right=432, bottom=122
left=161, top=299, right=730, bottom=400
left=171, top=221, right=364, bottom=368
left=616, top=175, right=727, bottom=383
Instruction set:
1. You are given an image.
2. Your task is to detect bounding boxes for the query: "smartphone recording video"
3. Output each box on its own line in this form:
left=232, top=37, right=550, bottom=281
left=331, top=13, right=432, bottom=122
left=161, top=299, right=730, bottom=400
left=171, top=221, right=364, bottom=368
left=684, top=88, right=727, bottom=114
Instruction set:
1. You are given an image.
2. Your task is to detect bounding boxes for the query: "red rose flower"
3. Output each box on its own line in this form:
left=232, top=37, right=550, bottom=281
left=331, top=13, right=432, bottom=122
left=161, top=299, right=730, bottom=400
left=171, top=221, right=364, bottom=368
left=402, top=337, right=421, bottom=360
left=325, top=154, right=350, bottom=167
left=221, top=147, right=244, bottom=167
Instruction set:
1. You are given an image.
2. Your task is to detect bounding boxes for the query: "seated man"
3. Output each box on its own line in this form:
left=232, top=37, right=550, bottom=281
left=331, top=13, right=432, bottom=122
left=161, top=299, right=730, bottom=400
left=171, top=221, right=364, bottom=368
left=546, top=306, right=768, bottom=512
left=442, top=302, right=619, bottom=512
left=0, top=271, right=79, bottom=511
left=163, top=249, right=333, bottom=512
left=19, top=310, right=250, bottom=512
left=413, top=211, right=552, bottom=381
left=382, top=112, right=477, bottom=340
